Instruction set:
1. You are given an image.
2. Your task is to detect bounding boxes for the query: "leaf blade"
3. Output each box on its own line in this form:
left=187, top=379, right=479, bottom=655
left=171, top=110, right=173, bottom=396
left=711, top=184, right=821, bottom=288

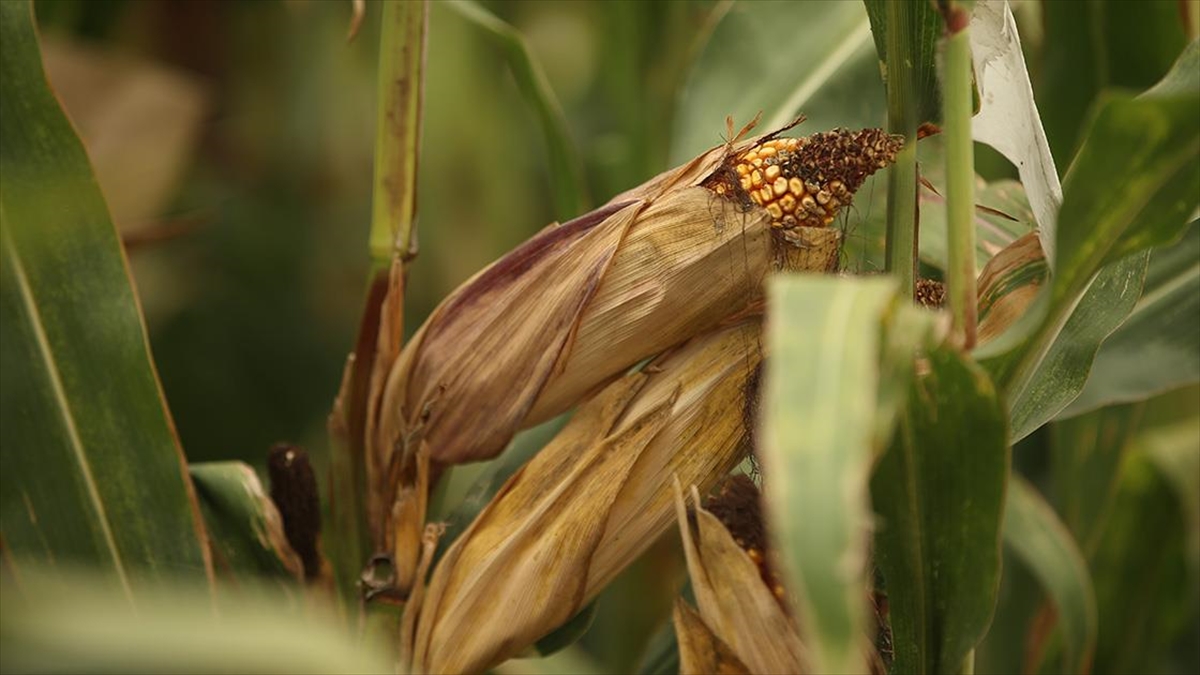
left=871, top=345, right=1009, bottom=674
left=1003, top=476, right=1098, bottom=675
left=978, top=42, right=1200, bottom=439
left=444, top=0, right=587, bottom=218
left=190, top=462, right=304, bottom=583
left=1063, top=220, right=1200, bottom=416
left=762, top=275, right=929, bottom=674
left=672, top=0, right=884, bottom=162
left=0, top=0, right=210, bottom=591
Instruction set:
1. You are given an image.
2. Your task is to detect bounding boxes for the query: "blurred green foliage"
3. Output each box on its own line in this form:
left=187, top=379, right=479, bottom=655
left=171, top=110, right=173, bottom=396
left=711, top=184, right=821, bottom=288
left=1038, top=0, right=1189, bottom=162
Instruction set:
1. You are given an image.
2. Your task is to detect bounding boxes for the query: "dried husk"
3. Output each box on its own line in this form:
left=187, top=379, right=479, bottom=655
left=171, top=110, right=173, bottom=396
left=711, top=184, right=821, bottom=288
left=674, top=481, right=808, bottom=675
left=674, top=599, right=751, bottom=675
left=402, top=320, right=763, bottom=674
left=371, top=125, right=898, bottom=592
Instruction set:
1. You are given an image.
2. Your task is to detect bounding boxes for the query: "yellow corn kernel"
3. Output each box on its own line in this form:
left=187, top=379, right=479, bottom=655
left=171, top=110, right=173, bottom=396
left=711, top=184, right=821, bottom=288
left=772, top=177, right=788, bottom=197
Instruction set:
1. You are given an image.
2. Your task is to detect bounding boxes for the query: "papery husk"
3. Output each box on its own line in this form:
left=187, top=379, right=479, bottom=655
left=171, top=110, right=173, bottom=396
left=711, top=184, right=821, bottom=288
left=674, top=482, right=808, bottom=675
left=372, top=125, right=898, bottom=593
left=403, top=320, right=763, bottom=674
left=674, top=599, right=751, bottom=675
left=976, top=231, right=1048, bottom=345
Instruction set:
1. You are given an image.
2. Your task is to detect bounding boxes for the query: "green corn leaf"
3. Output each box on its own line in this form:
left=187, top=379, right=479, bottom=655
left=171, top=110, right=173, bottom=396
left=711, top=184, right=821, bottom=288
left=1003, top=476, right=1098, bottom=675
left=0, top=569, right=390, bottom=673
left=1088, top=448, right=1197, bottom=674
left=1050, top=403, right=1143, bottom=556
left=978, top=41, right=1200, bottom=441
left=190, top=462, right=304, bottom=584
left=1004, top=251, right=1151, bottom=442
left=1063, top=220, right=1200, bottom=417
left=871, top=344, right=1009, bottom=674
left=762, top=275, right=939, bottom=674
left=444, top=0, right=587, bottom=219
left=672, top=0, right=884, bottom=162
left=1038, top=0, right=1189, bottom=163
left=0, top=0, right=211, bottom=595
left=1137, top=421, right=1200, bottom=578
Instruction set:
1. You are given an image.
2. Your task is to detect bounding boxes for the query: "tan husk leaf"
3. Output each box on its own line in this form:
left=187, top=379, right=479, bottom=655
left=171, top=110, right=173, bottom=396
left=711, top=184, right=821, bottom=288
left=588, top=324, right=765, bottom=594
left=404, top=320, right=763, bottom=674
left=675, top=482, right=808, bottom=675
left=528, top=187, right=839, bottom=426
left=411, top=376, right=673, bottom=674
left=674, top=598, right=751, bottom=675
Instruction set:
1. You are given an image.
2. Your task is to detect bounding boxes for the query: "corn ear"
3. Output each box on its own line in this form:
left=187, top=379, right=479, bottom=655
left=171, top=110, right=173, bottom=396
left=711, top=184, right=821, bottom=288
left=403, top=320, right=763, bottom=674
left=371, top=124, right=901, bottom=592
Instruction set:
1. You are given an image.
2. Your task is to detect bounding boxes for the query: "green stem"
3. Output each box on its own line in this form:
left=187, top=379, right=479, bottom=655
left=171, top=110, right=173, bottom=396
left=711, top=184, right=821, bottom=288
left=368, top=0, right=426, bottom=265
left=943, top=14, right=978, bottom=348
left=883, top=0, right=919, bottom=299
left=329, top=0, right=427, bottom=610
left=446, top=0, right=588, bottom=219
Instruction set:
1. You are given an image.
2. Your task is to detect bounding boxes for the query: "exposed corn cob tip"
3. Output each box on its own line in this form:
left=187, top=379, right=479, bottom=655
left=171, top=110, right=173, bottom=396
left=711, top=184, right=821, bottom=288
left=705, top=474, right=787, bottom=606
left=915, top=277, right=947, bottom=309
left=705, top=127, right=903, bottom=233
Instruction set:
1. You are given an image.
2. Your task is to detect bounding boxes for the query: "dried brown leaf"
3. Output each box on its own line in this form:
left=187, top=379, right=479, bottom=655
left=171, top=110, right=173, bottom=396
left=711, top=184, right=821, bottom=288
left=976, top=231, right=1048, bottom=345
left=674, top=599, right=751, bottom=675
left=675, top=482, right=807, bottom=674
left=409, top=376, right=676, bottom=673
left=405, top=321, right=763, bottom=673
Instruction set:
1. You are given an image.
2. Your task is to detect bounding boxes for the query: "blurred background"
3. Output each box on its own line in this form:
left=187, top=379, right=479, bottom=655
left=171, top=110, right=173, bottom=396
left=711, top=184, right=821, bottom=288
left=31, top=0, right=928, bottom=465
left=30, top=1, right=1196, bottom=672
